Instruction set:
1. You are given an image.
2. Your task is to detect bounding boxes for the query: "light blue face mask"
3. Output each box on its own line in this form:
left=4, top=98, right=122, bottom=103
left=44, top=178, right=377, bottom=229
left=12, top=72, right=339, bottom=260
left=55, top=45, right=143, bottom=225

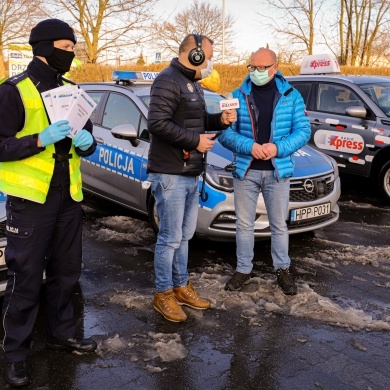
left=249, top=68, right=273, bottom=86
left=200, top=60, right=213, bottom=79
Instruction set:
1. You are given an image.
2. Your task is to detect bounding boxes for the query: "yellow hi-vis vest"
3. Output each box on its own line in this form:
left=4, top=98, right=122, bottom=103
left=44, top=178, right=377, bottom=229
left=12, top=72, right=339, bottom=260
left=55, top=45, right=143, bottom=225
left=0, top=76, right=83, bottom=203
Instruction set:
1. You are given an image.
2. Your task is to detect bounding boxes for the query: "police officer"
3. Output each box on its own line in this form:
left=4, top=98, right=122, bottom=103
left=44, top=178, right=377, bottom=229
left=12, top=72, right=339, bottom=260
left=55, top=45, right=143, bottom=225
left=0, top=19, right=97, bottom=387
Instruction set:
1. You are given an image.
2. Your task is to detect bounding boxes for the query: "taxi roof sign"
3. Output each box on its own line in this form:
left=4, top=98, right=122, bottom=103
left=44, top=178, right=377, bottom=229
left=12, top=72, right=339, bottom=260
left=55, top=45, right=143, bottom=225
left=300, top=54, right=341, bottom=75
left=112, top=70, right=159, bottom=85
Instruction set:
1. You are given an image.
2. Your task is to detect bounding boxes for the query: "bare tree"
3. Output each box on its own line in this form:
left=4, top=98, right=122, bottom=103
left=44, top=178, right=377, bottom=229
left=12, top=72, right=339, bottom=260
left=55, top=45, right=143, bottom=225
left=0, top=0, right=44, bottom=78
left=42, top=0, right=158, bottom=64
left=367, top=30, right=390, bottom=66
left=256, top=0, right=325, bottom=59
left=334, top=0, right=390, bottom=65
left=152, top=0, right=236, bottom=63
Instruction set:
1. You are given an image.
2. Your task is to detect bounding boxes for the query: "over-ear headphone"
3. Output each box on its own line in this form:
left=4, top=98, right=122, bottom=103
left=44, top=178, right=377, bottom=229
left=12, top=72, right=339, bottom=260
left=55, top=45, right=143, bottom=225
left=188, top=33, right=205, bottom=66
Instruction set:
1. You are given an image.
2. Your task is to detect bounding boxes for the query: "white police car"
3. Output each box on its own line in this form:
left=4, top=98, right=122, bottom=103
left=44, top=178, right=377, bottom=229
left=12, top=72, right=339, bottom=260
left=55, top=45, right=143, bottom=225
left=0, top=191, right=7, bottom=295
left=79, top=70, right=341, bottom=241
left=286, top=53, right=390, bottom=200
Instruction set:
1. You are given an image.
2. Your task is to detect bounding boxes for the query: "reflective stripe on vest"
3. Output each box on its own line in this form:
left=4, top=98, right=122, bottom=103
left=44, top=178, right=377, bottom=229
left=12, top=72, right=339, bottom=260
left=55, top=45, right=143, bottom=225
left=0, top=77, right=83, bottom=203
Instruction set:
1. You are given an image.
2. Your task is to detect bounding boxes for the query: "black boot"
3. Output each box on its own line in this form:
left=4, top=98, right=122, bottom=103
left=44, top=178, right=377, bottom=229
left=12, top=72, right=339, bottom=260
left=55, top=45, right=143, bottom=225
left=46, top=337, right=97, bottom=353
left=5, top=361, right=30, bottom=388
left=224, top=271, right=251, bottom=291
left=276, top=268, right=298, bottom=295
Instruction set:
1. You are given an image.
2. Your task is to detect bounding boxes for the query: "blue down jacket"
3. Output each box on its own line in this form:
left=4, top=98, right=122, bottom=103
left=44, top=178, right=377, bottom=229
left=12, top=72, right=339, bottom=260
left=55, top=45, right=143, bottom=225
left=218, top=71, right=311, bottom=180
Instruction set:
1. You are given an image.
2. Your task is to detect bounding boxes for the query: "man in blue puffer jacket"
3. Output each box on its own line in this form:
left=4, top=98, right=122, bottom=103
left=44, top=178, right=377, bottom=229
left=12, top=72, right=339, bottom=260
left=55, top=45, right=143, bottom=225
left=218, top=47, right=311, bottom=295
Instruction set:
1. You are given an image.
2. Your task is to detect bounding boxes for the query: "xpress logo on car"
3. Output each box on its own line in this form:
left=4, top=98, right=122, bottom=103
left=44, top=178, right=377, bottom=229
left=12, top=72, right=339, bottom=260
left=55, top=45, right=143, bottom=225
left=314, top=130, right=364, bottom=153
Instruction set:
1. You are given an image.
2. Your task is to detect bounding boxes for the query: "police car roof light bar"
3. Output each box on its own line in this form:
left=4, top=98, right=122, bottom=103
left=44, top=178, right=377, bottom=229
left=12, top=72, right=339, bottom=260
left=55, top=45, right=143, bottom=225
left=111, top=70, right=159, bottom=85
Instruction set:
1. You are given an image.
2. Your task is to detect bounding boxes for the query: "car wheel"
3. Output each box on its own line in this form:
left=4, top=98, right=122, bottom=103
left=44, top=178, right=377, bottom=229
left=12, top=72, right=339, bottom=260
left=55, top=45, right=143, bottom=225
left=148, top=195, right=159, bottom=234
left=378, top=160, right=390, bottom=200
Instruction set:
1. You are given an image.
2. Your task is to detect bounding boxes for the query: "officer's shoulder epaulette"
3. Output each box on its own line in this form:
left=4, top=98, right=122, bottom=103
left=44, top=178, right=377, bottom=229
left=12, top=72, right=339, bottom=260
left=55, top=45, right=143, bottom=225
left=1, top=71, right=29, bottom=86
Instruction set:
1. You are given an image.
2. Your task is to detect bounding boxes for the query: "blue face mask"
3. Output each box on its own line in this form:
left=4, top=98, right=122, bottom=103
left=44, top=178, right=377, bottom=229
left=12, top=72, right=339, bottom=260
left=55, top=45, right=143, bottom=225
left=249, top=69, right=273, bottom=86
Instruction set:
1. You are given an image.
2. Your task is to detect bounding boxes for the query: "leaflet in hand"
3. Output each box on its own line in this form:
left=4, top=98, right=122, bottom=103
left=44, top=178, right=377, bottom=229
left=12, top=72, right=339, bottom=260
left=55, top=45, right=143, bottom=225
left=41, top=85, right=96, bottom=138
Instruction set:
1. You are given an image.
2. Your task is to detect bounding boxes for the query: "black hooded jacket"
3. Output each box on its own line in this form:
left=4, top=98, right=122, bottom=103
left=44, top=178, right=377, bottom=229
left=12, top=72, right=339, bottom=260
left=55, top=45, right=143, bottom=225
left=147, top=58, right=228, bottom=176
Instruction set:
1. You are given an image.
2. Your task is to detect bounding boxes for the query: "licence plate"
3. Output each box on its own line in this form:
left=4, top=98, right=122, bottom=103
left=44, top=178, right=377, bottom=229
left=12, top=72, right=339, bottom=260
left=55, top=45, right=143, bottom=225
left=290, top=202, right=331, bottom=222
left=0, top=246, right=5, bottom=266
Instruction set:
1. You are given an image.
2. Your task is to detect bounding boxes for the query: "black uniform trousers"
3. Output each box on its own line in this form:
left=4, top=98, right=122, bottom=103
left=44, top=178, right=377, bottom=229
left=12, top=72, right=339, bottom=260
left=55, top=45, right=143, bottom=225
left=2, top=167, right=83, bottom=363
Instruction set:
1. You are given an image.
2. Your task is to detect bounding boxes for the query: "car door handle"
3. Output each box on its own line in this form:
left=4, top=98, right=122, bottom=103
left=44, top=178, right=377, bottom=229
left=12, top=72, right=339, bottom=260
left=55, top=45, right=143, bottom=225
left=311, top=119, right=322, bottom=125
left=95, top=137, right=105, bottom=144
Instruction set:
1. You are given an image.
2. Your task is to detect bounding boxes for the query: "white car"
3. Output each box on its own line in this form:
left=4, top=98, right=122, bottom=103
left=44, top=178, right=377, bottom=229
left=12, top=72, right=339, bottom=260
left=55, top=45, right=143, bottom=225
left=286, top=53, right=390, bottom=200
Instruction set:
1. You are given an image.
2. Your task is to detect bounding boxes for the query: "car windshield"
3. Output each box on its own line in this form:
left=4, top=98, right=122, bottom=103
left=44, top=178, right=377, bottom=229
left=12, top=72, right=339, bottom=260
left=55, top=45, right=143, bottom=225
left=359, top=82, right=390, bottom=116
left=138, top=92, right=224, bottom=114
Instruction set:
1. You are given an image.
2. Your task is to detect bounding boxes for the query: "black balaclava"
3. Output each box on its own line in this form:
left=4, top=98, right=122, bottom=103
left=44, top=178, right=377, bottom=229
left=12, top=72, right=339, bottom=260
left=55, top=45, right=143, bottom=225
left=29, top=18, right=77, bottom=73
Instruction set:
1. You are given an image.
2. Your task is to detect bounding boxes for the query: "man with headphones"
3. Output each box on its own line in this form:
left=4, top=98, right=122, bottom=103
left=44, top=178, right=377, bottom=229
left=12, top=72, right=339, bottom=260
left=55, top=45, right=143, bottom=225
left=147, top=33, right=236, bottom=323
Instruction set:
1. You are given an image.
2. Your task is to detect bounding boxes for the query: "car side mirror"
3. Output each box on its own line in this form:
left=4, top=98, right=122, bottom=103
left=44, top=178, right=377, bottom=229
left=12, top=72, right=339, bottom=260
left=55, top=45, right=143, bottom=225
left=345, top=106, right=367, bottom=118
left=111, top=124, right=140, bottom=147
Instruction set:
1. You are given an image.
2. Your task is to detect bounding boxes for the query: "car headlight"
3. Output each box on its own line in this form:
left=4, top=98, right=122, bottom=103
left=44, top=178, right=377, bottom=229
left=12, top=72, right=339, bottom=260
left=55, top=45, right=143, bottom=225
left=205, top=166, right=234, bottom=192
left=329, top=156, right=339, bottom=178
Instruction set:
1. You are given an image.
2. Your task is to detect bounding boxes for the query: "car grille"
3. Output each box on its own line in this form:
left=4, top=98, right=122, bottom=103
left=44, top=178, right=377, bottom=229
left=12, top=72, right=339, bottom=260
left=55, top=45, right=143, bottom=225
left=289, top=173, right=335, bottom=202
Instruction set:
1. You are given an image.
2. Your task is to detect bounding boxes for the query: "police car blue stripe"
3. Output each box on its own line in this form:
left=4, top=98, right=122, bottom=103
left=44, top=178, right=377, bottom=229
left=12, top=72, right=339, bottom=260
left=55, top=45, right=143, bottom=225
left=83, top=144, right=145, bottom=182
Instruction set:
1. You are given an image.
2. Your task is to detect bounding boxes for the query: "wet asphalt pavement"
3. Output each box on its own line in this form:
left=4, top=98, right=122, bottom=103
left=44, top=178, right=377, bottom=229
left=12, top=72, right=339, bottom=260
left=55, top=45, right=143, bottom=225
left=0, top=174, right=389, bottom=390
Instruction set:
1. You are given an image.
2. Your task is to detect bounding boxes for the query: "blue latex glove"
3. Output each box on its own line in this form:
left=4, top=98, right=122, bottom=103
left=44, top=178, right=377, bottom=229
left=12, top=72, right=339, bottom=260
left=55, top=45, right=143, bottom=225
left=73, top=129, right=93, bottom=151
left=39, top=120, right=71, bottom=147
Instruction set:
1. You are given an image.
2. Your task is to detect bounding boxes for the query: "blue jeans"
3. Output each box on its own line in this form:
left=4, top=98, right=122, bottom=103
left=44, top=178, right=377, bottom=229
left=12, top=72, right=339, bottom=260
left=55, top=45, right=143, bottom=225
left=233, top=169, right=290, bottom=273
left=148, top=173, right=199, bottom=292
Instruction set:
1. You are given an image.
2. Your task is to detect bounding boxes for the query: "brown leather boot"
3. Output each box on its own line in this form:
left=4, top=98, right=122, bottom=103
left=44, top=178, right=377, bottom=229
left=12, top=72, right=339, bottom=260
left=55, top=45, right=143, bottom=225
left=173, top=282, right=211, bottom=310
left=153, top=289, right=187, bottom=322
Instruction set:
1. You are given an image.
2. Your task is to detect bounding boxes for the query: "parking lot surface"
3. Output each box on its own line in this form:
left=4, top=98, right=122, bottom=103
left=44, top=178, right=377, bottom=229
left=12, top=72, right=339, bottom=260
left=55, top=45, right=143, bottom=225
left=0, top=175, right=389, bottom=390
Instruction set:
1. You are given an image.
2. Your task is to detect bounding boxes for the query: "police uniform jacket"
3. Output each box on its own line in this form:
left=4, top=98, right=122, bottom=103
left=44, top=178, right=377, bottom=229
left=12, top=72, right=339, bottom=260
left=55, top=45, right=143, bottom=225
left=147, top=57, right=228, bottom=176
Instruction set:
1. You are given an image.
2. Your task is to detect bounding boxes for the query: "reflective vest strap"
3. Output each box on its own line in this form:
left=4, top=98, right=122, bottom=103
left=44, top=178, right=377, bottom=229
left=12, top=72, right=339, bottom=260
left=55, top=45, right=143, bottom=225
left=24, top=97, right=45, bottom=109
left=69, top=146, right=83, bottom=201
left=70, top=182, right=83, bottom=201
left=0, top=170, right=49, bottom=203
left=16, top=78, right=48, bottom=137
left=20, top=155, right=54, bottom=175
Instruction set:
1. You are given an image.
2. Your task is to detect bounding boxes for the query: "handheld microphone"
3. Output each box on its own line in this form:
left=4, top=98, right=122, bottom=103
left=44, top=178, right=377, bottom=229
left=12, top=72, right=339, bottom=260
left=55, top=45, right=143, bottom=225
left=220, top=92, right=240, bottom=111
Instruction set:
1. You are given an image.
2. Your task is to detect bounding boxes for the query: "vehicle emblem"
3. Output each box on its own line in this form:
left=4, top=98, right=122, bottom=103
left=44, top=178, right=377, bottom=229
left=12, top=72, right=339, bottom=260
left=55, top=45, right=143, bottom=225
left=187, top=83, right=194, bottom=92
left=303, top=179, right=314, bottom=193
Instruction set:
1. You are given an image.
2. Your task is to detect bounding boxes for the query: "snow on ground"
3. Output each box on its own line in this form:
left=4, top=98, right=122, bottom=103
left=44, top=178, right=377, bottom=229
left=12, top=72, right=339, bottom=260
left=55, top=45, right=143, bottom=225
left=88, top=210, right=390, bottom=367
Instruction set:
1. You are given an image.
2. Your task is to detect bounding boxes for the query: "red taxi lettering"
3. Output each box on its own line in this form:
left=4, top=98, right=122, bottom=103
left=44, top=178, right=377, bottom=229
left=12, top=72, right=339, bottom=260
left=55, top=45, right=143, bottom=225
left=330, top=136, right=363, bottom=151
left=310, top=60, right=330, bottom=70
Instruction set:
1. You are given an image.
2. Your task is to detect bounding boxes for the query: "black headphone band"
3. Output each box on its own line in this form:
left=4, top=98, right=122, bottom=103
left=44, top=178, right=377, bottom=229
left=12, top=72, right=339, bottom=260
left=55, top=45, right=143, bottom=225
left=193, top=33, right=202, bottom=50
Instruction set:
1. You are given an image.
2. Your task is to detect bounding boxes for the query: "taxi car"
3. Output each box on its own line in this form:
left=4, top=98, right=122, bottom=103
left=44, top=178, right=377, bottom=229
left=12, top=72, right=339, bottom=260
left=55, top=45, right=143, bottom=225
left=0, top=192, right=7, bottom=295
left=79, top=70, right=341, bottom=241
left=286, top=54, right=390, bottom=200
